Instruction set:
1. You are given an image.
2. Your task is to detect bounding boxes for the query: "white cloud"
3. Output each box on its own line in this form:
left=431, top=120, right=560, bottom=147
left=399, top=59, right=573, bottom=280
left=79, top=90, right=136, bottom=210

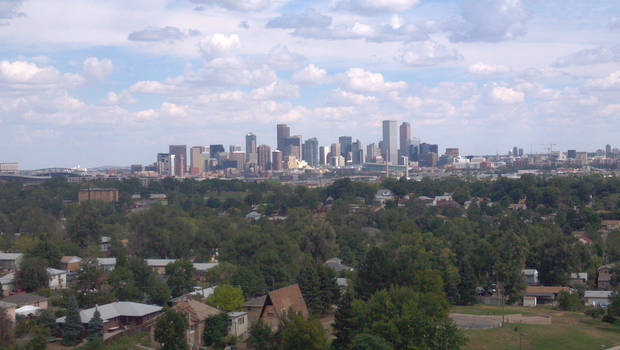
left=128, top=26, right=186, bottom=42
left=199, top=33, right=241, bottom=59
left=335, top=0, right=420, bottom=14
left=291, top=64, right=329, bottom=85
left=448, top=0, right=530, bottom=42
left=397, top=40, right=462, bottom=66
left=602, top=104, right=620, bottom=116
left=266, top=9, right=331, bottom=29
left=190, top=0, right=271, bottom=12
left=267, top=44, right=305, bottom=70
left=329, top=89, right=377, bottom=105
left=250, top=81, right=299, bottom=100
left=490, top=86, right=524, bottom=104
left=553, top=44, right=620, bottom=67
left=161, top=102, right=189, bottom=117
left=0, top=0, right=24, bottom=24
left=586, top=70, right=620, bottom=90
left=468, top=63, right=510, bottom=75
left=339, top=68, right=406, bottom=93
left=189, top=57, right=277, bottom=87
left=106, top=91, right=136, bottom=105
left=610, top=16, right=620, bottom=30
left=82, top=57, right=113, bottom=81
left=0, top=60, right=84, bottom=89
left=129, top=80, right=176, bottom=94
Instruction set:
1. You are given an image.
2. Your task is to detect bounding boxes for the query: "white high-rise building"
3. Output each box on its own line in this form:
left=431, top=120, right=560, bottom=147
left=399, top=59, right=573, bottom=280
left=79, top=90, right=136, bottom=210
left=382, top=120, right=398, bottom=165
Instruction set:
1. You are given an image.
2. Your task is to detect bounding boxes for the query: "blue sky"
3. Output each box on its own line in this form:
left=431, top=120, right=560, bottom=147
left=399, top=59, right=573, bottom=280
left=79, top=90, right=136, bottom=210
left=0, top=0, right=619, bottom=168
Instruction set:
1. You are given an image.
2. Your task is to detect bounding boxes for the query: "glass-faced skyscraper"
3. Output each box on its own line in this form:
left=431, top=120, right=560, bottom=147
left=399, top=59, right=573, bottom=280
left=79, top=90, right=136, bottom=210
left=382, top=120, right=398, bottom=164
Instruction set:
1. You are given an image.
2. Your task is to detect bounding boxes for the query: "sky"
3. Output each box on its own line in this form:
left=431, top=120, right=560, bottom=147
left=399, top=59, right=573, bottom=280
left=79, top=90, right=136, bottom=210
left=0, top=0, right=619, bottom=169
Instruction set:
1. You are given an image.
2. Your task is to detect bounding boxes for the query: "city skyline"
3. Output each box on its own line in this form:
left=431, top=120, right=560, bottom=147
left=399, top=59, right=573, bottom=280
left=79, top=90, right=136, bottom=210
left=1, top=0, right=619, bottom=168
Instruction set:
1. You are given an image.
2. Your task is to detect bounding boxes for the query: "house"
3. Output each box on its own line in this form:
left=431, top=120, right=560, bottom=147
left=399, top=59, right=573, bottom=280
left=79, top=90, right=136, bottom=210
left=172, top=299, right=222, bottom=349
left=374, top=189, right=395, bottom=204
left=47, top=268, right=67, bottom=290
left=523, top=286, right=571, bottom=306
left=60, top=256, right=83, bottom=272
left=601, top=220, right=620, bottom=231
left=146, top=259, right=176, bottom=275
left=258, top=284, right=309, bottom=331
left=244, top=295, right=267, bottom=325
left=2, top=293, right=48, bottom=310
left=192, top=262, right=219, bottom=275
left=0, top=300, right=16, bottom=324
left=568, top=272, right=588, bottom=287
left=432, top=194, right=454, bottom=207
left=336, top=278, right=349, bottom=293
left=57, top=301, right=162, bottom=336
left=0, top=253, right=23, bottom=271
left=228, top=311, right=248, bottom=338
left=598, top=263, right=616, bottom=290
left=324, top=258, right=354, bottom=273
left=245, top=211, right=263, bottom=221
left=508, top=199, right=527, bottom=211
left=100, top=236, right=111, bottom=252
left=96, top=257, right=117, bottom=271
left=0, top=272, right=15, bottom=296
left=521, top=269, right=539, bottom=285
left=584, top=291, right=613, bottom=308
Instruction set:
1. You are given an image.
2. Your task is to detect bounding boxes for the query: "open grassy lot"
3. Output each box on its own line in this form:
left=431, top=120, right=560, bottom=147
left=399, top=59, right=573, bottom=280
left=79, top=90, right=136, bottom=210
left=453, top=305, right=620, bottom=350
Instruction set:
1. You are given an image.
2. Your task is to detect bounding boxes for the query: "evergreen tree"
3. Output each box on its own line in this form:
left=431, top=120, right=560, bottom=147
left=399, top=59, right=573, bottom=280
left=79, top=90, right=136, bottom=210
left=248, top=321, right=273, bottom=350
left=355, top=247, right=393, bottom=300
left=154, top=309, right=188, bottom=350
left=38, top=309, right=57, bottom=335
left=87, top=308, right=104, bottom=341
left=62, top=296, right=84, bottom=346
left=297, top=264, right=322, bottom=315
left=203, top=313, right=229, bottom=349
left=331, top=292, right=355, bottom=350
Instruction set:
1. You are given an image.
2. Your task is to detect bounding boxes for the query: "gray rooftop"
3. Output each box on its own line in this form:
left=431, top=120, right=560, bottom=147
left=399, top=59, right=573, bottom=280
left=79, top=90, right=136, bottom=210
left=193, top=262, right=218, bottom=272
left=96, top=258, right=117, bottom=265
left=0, top=253, right=23, bottom=260
left=585, top=291, right=613, bottom=298
left=57, top=301, right=162, bottom=324
left=2, top=293, right=47, bottom=306
left=146, top=259, right=176, bottom=267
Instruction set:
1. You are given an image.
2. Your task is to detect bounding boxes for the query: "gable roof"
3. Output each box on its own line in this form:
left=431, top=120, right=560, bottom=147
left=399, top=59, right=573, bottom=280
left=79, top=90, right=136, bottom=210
left=524, top=286, right=571, bottom=297
left=96, top=258, right=116, bottom=266
left=173, top=300, right=221, bottom=323
left=57, top=301, right=162, bottom=324
left=60, top=256, right=82, bottom=264
left=146, top=259, right=176, bottom=267
left=47, top=268, right=66, bottom=276
left=244, top=295, right=267, bottom=308
left=0, top=253, right=23, bottom=261
left=2, top=293, right=47, bottom=306
left=264, top=284, right=308, bottom=320
left=585, top=290, right=613, bottom=298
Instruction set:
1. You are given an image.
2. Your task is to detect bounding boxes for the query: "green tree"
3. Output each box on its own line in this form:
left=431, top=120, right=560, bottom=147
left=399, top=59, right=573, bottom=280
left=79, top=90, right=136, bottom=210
left=355, top=247, right=393, bottom=300
left=203, top=313, right=230, bottom=349
left=87, top=308, right=104, bottom=341
left=558, top=291, right=581, bottom=311
left=38, top=309, right=57, bottom=335
left=350, top=333, right=393, bottom=350
left=165, top=260, right=196, bottom=298
left=16, top=256, right=49, bottom=292
left=62, top=296, right=84, bottom=346
left=249, top=321, right=274, bottom=350
left=0, top=306, right=14, bottom=347
left=207, top=285, right=244, bottom=312
left=26, top=326, right=49, bottom=350
left=278, top=312, right=328, bottom=350
left=332, top=292, right=355, bottom=350
left=147, top=275, right=171, bottom=305
left=154, top=309, right=188, bottom=350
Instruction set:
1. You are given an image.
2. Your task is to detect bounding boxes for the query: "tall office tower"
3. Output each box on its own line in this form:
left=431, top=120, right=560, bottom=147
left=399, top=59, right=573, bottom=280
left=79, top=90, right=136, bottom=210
left=399, top=122, right=411, bottom=158
left=277, top=124, right=290, bottom=151
left=330, top=143, right=341, bottom=160
left=518, top=148, right=524, bottom=157
left=338, top=136, right=352, bottom=159
left=512, top=146, right=519, bottom=157
left=606, top=144, right=612, bottom=157
left=190, top=146, right=206, bottom=174
left=302, top=138, right=319, bottom=168
left=429, top=144, right=438, bottom=154
left=382, top=120, right=398, bottom=164
left=210, top=144, right=225, bottom=159
left=157, top=153, right=175, bottom=176
left=366, top=143, right=378, bottom=162
left=169, top=145, right=186, bottom=177
left=567, top=150, right=577, bottom=159
left=319, top=146, right=327, bottom=165
left=351, top=140, right=364, bottom=164
left=245, top=133, right=257, bottom=163
left=229, top=145, right=241, bottom=153
left=272, top=150, right=283, bottom=171
left=419, top=143, right=431, bottom=155
left=257, top=145, right=271, bottom=170
left=282, top=135, right=302, bottom=159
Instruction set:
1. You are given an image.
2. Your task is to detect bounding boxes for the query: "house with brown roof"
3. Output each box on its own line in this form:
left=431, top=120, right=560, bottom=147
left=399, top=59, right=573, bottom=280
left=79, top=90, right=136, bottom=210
left=523, top=286, right=572, bottom=306
left=244, top=295, right=267, bottom=325
left=598, top=263, right=617, bottom=290
left=60, top=256, right=83, bottom=272
left=172, top=299, right=222, bottom=349
left=258, top=284, right=309, bottom=331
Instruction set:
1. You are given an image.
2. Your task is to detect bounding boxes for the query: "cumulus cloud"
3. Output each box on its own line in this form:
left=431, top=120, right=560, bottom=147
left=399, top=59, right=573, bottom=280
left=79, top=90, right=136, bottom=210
left=128, top=26, right=187, bottom=42
left=489, top=86, right=524, bottom=104
left=0, top=0, right=24, bottom=25
left=83, top=57, right=113, bottom=81
left=291, top=64, right=329, bottom=85
left=266, top=8, right=331, bottom=29
left=335, top=0, right=420, bottom=14
left=338, top=68, right=406, bottom=93
left=586, top=70, right=620, bottom=90
left=187, top=57, right=277, bottom=87
left=329, top=89, right=377, bottom=105
left=267, top=45, right=305, bottom=70
left=106, top=91, right=136, bottom=105
left=250, top=81, right=299, bottom=100
left=468, top=63, right=510, bottom=75
left=0, top=60, right=84, bottom=89
left=610, top=16, right=620, bottom=30
left=397, top=41, right=462, bottom=66
left=190, top=0, right=271, bottom=12
left=602, top=104, right=620, bottom=116
left=199, top=33, right=241, bottom=59
left=448, top=0, right=530, bottom=42
left=129, top=81, right=176, bottom=94
left=553, top=44, right=620, bottom=67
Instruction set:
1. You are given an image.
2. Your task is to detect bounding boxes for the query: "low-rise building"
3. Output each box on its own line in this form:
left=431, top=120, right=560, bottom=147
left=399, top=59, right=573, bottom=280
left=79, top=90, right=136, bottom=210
left=598, top=263, right=616, bottom=290
left=172, top=299, right=221, bottom=349
left=584, top=290, right=613, bottom=308
left=523, top=286, right=571, bottom=306
left=568, top=272, right=588, bottom=287
left=0, top=272, right=15, bottom=296
left=96, top=258, right=117, bottom=271
left=47, top=268, right=67, bottom=290
left=374, top=189, right=395, bottom=204
left=60, top=256, right=83, bottom=272
left=257, top=284, right=309, bottom=331
left=0, top=253, right=23, bottom=271
left=146, top=259, right=176, bottom=275
left=324, top=258, right=354, bottom=273
left=78, top=188, right=119, bottom=203
left=228, top=311, right=248, bottom=338
left=521, top=269, right=539, bottom=285
left=1, top=293, right=48, bottom=310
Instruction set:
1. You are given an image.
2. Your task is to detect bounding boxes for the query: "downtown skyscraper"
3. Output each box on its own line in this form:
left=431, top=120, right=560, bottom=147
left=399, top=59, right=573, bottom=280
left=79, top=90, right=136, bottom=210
left=382, top=120, right=398, bottom=164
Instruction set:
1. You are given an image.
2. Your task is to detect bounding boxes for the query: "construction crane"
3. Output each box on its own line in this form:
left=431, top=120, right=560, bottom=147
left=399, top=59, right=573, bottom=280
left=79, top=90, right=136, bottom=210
left=540, top=143, right=557, bottom=153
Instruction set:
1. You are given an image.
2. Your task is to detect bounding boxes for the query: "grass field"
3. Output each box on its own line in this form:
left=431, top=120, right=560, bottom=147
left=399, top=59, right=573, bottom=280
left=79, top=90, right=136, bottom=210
left=453, top=305, right=620, bottom=350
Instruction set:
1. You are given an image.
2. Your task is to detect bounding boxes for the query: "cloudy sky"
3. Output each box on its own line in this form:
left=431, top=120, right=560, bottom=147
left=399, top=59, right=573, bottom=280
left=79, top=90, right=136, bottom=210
left=0, top=0, right=619, bottom=168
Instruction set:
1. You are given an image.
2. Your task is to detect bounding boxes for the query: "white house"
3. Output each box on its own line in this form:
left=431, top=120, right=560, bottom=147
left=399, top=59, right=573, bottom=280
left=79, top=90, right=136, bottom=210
left=228, top=311, right=248, bottom=338
left=96, top=258, right=117, bottom=271
left=0, top=272, right=15, bottom=296
left=374, top=189, right=395, bottom=204
left=47, top=268, right=67, bottom=290
left=521, top=269, right=539, bottom=285
left=584, top=291, right=613, bottom=307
